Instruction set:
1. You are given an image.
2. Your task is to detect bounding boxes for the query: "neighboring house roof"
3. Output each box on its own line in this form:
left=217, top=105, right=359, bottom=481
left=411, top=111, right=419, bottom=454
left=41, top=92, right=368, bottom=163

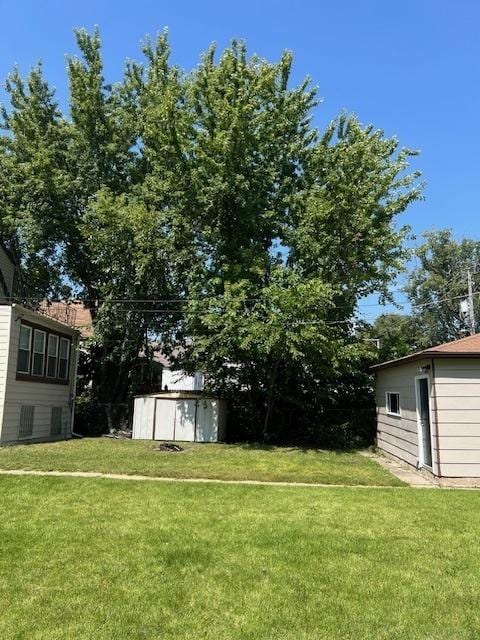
left=38, top=301, right=93, bottom=338
left=371, top=333, right=480, bottom=371
left=13, top=303, right=80, bottom=336
left=151, top=346, right=185, bottom=368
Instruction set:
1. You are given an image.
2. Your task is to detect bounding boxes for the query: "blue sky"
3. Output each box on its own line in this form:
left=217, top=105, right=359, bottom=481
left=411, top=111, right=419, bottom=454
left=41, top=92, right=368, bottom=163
left=0, top=0, right=478, bottom=316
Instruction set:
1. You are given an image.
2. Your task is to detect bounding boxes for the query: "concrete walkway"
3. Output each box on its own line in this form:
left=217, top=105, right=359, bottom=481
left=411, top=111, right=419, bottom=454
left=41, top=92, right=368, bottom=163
left=1, top=462, right=478, bottom=489
left=0, top=467, right=405, bottom=489
left=361, top=451, right=438, bottom=488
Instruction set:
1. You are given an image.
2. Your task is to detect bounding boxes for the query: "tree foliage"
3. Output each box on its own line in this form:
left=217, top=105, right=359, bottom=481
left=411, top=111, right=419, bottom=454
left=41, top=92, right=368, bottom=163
left=405, top=230, right=480, bottom=348
left=0, top=29, right=422, bottom=442
left=367, top=313, right=419, bottom=362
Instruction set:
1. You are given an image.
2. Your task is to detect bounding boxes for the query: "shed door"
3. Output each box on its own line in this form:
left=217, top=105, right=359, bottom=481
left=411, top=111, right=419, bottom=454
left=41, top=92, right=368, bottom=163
left=174, top=400, right=196, bottom=441
left=154, top=400, right=175, bottom=441
left=133, top=397, right=155, bottom=439
left=196, top=400, right=218, bottom=442
left=417, top=377, right=432, bottom=467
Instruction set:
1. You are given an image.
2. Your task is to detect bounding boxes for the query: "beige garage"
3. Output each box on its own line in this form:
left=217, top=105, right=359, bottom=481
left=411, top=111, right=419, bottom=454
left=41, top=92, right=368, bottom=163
left=373, top=334, right=480, bottom=478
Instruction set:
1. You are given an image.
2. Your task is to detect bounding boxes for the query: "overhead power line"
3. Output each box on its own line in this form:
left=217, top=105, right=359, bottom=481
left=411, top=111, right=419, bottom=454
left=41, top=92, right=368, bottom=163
left=17, top=286, right=480, bottom=326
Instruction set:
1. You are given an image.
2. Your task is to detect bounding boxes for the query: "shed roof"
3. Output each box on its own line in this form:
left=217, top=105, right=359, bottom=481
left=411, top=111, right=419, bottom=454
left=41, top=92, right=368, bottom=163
left=371, top=333, right=480, bottom=371
left=134, top=391, right=220, bottom=400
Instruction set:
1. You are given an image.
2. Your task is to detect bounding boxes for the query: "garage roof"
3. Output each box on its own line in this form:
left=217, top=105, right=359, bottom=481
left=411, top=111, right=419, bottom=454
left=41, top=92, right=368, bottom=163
left=371, top=333, right=480, bottom=371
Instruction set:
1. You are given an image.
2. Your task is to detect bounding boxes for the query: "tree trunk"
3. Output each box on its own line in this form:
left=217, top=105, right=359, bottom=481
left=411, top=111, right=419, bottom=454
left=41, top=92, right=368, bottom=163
left=105, top=402, right=114, bottom=433
left=263, top=359, right=279, bottom=441
left=248, top=363, right=260, bottom=440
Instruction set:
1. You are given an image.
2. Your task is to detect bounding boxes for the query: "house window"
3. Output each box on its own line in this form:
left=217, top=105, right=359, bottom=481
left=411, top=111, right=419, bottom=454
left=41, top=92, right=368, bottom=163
left=50, top=407, right=62, bottom=436
left=17, top=325, right=32, bottom=373
left=58, top=338, right=70, bottom=380
left=386, top=392, right=400, bottom=416
left=32, top=329, right=46, bottom=376
left=16, top=322, right=72, bottom=383
left=47, top=334, right=59, bottom=378
left=19, top=405, right=34, bottom=438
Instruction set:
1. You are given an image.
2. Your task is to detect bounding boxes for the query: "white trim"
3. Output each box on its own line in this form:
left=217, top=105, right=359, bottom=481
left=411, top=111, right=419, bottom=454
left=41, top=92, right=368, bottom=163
left=385, top=391, right=401, bottom=417
left=415, top=375, right=435, bottom=470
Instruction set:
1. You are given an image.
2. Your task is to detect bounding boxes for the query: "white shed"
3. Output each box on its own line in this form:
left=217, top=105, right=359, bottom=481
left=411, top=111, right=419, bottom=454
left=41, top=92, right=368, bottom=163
left=132, top=392, right=226, bottom=443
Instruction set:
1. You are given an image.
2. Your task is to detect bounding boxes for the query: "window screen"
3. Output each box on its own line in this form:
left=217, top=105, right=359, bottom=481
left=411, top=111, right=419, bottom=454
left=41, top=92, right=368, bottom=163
left=47, top=334, right=59, bottom=378
left=19, top=405, right=34, bottom=438
left=18, top=325, right=32, bottom=373
left=58, top=338, right=70, bottom=380
left=386, top=392, right=400, bottom=416
left=32, top=330, right=46, bottom=376
left=50, top=407, right=62, bottom=436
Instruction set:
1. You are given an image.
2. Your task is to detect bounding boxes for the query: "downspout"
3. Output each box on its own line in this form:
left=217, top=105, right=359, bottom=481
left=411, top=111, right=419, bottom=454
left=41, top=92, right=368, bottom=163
left=431, top=358, right=441, bottom=477
left=70, top=334, right=82, bottom=438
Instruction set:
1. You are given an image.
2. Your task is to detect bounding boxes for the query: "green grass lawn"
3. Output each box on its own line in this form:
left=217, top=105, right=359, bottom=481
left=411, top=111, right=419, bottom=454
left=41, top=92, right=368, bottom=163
left=0, top=476, right=479, bottom=639
left=0, top=438, right=402, bottom=486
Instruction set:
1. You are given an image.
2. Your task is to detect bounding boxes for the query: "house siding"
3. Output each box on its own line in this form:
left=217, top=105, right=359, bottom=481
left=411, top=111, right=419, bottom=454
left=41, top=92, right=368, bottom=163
left=0, top=305, right=13, bottom=438
left=0, top=246, right=15, bottom=299
left=375, top=358, right=436, bottom=471
left=0, top=305, right=78, bottom=444
left=434, top=358, right=480, bottom=477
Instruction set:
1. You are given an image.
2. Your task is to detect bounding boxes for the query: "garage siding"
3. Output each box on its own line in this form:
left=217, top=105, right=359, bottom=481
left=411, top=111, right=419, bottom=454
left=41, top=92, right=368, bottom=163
left=434, top=358, right=480, bottom=477
left=375, top=359, right=434, bottom=470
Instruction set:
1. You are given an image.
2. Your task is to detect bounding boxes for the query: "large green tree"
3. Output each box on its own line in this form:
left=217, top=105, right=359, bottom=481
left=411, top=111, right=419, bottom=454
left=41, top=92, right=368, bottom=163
left=405, top=230, right=480, bottom=348
left=0, top=29, right=422, bottom=440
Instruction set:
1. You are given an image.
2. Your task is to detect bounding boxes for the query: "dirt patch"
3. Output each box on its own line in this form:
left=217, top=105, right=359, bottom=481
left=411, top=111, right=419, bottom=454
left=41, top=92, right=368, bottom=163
left=102, top=429, right=132, bottom=439
left=153, top=443, right=185, bottom=453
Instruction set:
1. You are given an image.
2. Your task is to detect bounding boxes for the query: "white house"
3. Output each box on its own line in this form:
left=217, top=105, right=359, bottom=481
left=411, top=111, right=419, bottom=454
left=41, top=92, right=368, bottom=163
left=0, top=244, right=79, bottom=444
left=373, top=333, right=480, bottom=478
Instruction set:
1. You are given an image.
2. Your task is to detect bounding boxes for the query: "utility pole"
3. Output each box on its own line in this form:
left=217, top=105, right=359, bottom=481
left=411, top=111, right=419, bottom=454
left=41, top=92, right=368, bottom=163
left=467, top=269, right=476, bottom=335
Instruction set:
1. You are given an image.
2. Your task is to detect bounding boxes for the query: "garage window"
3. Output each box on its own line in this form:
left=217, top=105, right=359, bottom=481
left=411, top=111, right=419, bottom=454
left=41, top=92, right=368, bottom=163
left=386, top=392, right=400, bottom=416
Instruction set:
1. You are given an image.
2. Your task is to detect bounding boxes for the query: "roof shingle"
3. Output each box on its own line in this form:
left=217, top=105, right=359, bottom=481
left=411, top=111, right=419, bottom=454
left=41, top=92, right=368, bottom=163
left=371, top=333, right=480, bottom=371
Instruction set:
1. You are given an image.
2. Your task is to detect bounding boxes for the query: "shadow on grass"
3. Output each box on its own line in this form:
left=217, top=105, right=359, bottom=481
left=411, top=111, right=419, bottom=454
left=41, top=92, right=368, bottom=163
left=232, top=441, right=367, bottom=455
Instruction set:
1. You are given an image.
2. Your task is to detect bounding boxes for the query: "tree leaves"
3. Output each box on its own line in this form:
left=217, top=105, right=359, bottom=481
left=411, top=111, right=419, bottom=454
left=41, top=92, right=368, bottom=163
left=0, top=29, right=423, bottom=438
left=405, top=230, right=480, bottom=347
